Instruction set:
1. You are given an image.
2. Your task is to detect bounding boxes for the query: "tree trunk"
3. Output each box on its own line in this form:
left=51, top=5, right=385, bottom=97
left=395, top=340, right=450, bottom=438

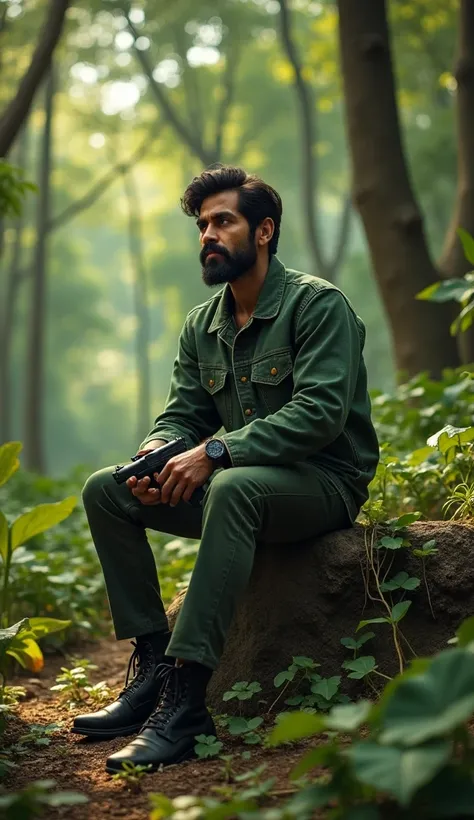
left=0, top=126, right=29, bottom=444
left=439, top=0, right=474, bottom=364
left=0, top=0, right=68, bottom=158
left=278, top=0, right=352, bottom=283
left=122, top=171, right=151, bottom=443
left=24, top=69, right=54, bottom=473
left=337, top=0, right=460, bottom=379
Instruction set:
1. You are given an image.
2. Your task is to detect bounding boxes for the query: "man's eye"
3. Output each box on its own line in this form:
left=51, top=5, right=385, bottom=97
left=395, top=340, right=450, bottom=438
left=220, top=218, right=229, bottom=226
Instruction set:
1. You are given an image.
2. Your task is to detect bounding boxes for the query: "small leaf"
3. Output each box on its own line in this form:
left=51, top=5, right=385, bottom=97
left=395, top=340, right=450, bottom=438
left=269, top=711, right=326, bottom=745
left=311, top=676, right=341, bottom=701
left=292, top=656, right=319, bottom=668
left=391, top=601, right=411, bottom=623
left=456, top=617, right=474, bottom=648
left=343, top=656, right=377, bottom=680
left=357, top=618, right=389, bottom=631
left=28, top=617, right=71, bottom=639
left=340, top=637, right=357, bottom=650
left=377, top=536, right=404, bottom=550
left=0, top=619, right=29, bottom=653
left=0, top=512, right=8, bottom=562
left=427, top=425, right=474, bottom=454
left=274, top=670, right=295, bottom=687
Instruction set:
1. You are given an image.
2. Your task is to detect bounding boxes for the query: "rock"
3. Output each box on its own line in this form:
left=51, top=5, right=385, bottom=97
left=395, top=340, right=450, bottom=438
left=166, top=521, right=474, bottom=715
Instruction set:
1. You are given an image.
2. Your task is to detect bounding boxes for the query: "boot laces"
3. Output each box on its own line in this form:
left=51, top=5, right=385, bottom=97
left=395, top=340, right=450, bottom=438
left=119, top=641, right=153, bottom=698
left=141, top=665, right=188, bottom=733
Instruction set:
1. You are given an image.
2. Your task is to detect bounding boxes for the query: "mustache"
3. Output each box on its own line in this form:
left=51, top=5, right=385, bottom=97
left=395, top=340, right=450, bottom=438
left=200, top=244, right=230, bottom=264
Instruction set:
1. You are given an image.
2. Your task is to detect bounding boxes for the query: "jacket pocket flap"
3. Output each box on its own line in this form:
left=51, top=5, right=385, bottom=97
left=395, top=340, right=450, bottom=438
left=251, top=351, right=293, bottom=385
left=200, top=367, right=227, bottom=394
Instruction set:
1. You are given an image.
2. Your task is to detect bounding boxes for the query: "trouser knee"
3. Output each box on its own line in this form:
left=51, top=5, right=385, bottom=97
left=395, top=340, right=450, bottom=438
left=82, top=467, right=116, bottom=511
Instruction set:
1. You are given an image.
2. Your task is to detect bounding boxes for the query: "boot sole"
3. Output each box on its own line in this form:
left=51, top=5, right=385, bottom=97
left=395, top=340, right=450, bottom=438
left=105, top=747, right=195, bottom=774
left=71, top=722, right=144, bottom=740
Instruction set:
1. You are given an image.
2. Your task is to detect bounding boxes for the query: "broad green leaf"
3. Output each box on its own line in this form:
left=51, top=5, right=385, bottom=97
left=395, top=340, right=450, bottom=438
left=228, top=717, right=250, bottom=736
left=380, top=648, right=474, bottom=745
left=311, top=676, right=341, bottom=701
left=357, top=618, right=389, bottom=631
left=343, top=656, right=377, bottom=680
left=427, top=424, right=474, bottom=454
left=290, top=742, right=340, bottom=780
left=0, top=441, right=21, bottom=488
left=456, top=616, right=474, bottom=648
left=269, top=710, right=326, bottom=745
left=390, top=512, right=422, bottom=529
left=416, top=278, right=471, bottom=303
left=292, top=656, right=319, bottom=668
left=28, top=617, right=71, bottom=639
left=406, top=446, right=434, bottom=466
left=391, top=601, right=411, bottom=623
left=457, top=227, right=474, bottom=265
left=341, top=636, right=357, bottom=649
left=11, top=496, right=77, bottom=550
left=348, top=740, right=450, bottom=807
left=326, top=700, right=373, bottom=732
left=341, top=632, right=375, bottom=650
left=7, top=635, right=44, bottom=672
left=0, top=511, right=8, bottom=562
left=0, top=618, right=29, bottom=653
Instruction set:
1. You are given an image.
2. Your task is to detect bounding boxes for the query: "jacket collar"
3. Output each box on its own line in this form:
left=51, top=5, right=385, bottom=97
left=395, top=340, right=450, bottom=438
left=207, top=255, right=286, bottom=333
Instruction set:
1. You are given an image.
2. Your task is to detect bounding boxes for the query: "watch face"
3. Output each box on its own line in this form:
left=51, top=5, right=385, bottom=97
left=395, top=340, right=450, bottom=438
left=206, top=439, right=225, bottom=459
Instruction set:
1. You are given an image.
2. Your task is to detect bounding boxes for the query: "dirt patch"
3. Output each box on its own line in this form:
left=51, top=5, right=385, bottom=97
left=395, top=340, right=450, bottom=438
left=4, top=638, right=315, bottom=819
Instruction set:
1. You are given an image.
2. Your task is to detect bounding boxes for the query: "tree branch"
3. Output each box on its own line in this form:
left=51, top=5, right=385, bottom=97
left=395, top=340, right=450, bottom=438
left=48, top=134, right=154, bottom=233
left=214, top=40, right=241, bottom=161
left=328, top=194, right=352, bottom=280
left=0, top=0, right=70, bottom=158
left=126, top=15, right=214, bottom=167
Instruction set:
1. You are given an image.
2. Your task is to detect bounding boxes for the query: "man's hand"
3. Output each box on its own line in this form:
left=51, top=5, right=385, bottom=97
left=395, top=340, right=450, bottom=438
left=126, top=439, right=168, bottom=506
left=157, top=443, right=213, bottom=507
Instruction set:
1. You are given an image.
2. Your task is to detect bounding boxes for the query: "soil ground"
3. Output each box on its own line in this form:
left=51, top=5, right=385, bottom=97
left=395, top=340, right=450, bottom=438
left=3, top=639, right=314, bottom=819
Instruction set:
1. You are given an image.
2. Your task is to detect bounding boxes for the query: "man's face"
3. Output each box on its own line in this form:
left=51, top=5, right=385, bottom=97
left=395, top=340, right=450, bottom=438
left=197, top=190, right=257, bottom=287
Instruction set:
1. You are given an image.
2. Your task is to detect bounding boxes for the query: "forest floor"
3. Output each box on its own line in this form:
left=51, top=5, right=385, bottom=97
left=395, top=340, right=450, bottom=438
left=5, top=638, right=315, bottom=819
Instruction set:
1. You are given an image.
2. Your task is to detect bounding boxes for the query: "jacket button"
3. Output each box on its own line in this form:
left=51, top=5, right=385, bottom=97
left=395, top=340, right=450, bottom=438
left=244, top=408, right=252, bottom=416
left=208, top=379, right=215, bottom=388
left=270, top=367, right=278, bottom=376
left=240, top=376, right=248, bottom=383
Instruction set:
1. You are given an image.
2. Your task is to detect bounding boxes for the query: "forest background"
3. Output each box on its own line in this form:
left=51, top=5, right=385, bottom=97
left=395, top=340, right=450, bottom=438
left=1, top=0, right=470, bottom=478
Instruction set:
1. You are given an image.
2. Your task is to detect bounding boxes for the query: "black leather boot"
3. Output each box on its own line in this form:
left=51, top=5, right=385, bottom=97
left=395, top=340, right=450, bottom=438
left=72, top=638, right=171, bottom=739
left=105, top=662, right=215, bottom=772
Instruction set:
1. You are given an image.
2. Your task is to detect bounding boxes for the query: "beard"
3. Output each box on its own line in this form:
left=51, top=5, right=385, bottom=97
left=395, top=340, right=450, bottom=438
left=200, top=237, right=257, bottom=287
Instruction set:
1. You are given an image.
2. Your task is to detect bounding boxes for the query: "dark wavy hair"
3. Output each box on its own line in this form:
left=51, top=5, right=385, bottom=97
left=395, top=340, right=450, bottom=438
left=180, top=165, right=282, bottom=256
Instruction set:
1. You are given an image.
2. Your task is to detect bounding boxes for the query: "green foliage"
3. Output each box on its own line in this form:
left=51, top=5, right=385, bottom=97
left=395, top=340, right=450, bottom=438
left=0, top=779, right=87, bottom=819
left=194, top=734, right=224, bottom=759
left=0, top=161, right=36, bottom=219
left=110, top=760, right=152, bottom=791
left=50, top=661, right=111, bottom=709
left=417, top=229, right=474, bottom=335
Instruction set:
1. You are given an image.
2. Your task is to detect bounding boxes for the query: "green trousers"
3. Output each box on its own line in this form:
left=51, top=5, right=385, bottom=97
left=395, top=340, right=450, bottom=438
left=82, top=462, right=352, bottom=670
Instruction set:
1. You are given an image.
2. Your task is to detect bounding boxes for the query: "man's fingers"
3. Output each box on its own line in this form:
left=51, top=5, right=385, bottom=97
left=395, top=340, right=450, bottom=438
left=169, top=482, right=186, bottom=508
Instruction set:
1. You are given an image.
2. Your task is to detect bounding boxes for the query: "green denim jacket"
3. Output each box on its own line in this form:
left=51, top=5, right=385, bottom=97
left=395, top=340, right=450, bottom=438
left=141, top=256, right=380, bottom=521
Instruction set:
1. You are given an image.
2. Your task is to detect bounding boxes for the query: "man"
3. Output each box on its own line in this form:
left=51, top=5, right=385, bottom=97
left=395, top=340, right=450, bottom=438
left=73, top=165, right=379, bottom=773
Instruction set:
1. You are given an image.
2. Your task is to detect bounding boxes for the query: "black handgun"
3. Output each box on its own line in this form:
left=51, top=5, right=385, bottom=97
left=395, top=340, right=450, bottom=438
left=112, top=437, right=205, bottom=506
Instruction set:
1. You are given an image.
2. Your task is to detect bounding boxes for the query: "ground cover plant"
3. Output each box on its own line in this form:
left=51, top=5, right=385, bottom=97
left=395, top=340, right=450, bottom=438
left=0, top=367, right=473, bottom=818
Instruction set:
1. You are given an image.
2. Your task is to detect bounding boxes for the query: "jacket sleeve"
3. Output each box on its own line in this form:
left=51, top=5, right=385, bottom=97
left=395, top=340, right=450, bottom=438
left=140, top=317, right=222, bottom=450
left=220, top=289, right=361, bottom=467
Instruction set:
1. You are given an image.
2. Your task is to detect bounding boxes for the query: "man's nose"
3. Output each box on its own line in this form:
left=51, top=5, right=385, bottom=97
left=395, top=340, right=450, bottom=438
left=202, top=224, right=218, bottom=244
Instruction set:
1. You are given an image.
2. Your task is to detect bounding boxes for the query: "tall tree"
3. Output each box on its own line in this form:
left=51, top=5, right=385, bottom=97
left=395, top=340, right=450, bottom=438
left=24, top=68, right=55, bottom=473
left=0, top=125, right=29, bottom=444
left=0, top=0, right=69, bottom=158
left=278, top=0, right=351, bottom=283
left=439, top=0, right=474, bottom=362
left=122, top=170, right=152, bottom=443
left=337, top=0, right=459, bottom=379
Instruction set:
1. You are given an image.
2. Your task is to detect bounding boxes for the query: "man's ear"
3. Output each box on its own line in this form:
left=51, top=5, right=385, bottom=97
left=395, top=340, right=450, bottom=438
left=257, top=217, right=274, bottom=247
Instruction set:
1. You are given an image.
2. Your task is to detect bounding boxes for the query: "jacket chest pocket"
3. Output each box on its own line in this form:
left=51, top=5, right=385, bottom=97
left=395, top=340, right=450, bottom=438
left=199, top=366, right=231, bottom=429
left=251, top=350, right=294, bottom=414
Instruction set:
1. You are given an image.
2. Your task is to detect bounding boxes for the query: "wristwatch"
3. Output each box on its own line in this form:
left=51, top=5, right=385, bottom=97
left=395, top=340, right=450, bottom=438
left=205, top=438, right=230, bottom=469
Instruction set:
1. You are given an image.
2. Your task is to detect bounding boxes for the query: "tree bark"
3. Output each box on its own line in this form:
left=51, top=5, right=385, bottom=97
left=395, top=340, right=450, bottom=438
left=0, top=126, right=29, bottom=444
left=122, top=171, right=151, bottom=443
left=439, top=0, right=474, bottom=364
left=24, top=69, right=54, bottom=473
left=279, top=0, right=351, bottom=283
left=337, top=0, right=460, bottom=379
left=0, top=0, right=69, bottom=158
